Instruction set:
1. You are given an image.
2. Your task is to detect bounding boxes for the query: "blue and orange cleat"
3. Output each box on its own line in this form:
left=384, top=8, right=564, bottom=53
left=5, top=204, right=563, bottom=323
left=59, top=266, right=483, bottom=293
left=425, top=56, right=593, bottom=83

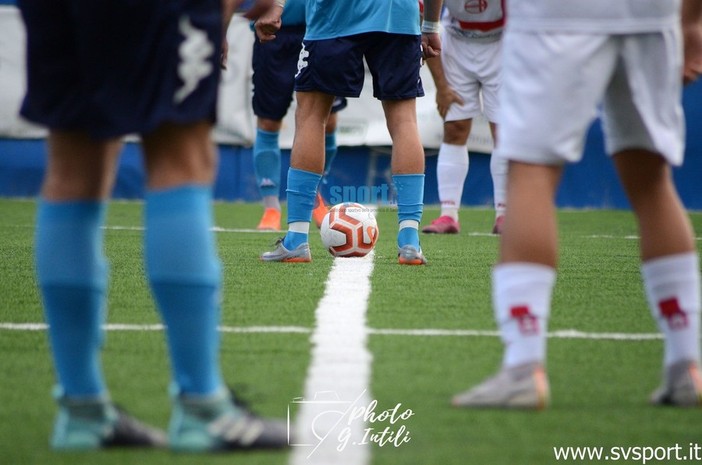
left=397, top=245, right=427, bottom=265
left=260, top=238, right=312, bottom=263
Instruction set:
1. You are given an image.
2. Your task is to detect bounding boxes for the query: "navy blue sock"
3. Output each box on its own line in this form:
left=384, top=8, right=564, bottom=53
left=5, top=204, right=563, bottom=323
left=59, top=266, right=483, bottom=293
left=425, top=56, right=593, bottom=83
left=253, top=128, right=281, bottom=198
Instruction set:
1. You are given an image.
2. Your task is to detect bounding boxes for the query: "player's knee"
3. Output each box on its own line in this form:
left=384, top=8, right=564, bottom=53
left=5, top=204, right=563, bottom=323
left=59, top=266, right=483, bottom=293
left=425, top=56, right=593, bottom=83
left=443, top=120, right=471, bottom=145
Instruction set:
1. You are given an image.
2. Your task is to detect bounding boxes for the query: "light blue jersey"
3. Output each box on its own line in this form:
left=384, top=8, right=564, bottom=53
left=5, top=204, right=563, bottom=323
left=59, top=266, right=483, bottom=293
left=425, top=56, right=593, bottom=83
left=281, top=0, right=306, bottom=26
left=304, top=0, right=421, bottom=40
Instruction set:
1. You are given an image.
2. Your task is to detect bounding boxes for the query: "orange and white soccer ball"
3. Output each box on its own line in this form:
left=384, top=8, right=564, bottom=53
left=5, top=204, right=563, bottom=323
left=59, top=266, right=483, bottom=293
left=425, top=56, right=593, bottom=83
left=320, top=203, right=379, bottom=257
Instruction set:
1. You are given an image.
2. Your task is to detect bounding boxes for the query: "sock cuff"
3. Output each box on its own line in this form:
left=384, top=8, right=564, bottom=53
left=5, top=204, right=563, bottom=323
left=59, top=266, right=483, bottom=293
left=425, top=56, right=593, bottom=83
left=287, top=168, right=323, bottom=197
left=439, top=143, right=469, bottom=164
left=37, top=198, right=106, bottom=221
left=642, top=252, right=700, bottom=283
left=289, top=167, right=323, bottom=180
left=255, top=128, right=280, bottom=145
left=493, top=262, right=557, bottom=283
left=392, top=173, right=425, bottom=182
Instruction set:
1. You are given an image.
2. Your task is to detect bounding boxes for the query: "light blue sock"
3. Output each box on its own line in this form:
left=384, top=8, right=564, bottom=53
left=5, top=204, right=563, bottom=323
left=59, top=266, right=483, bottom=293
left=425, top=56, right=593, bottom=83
left=393, top=174, right=425, bottom=249
left=35, top=200, right=108, bottom=397
left=253, top=128, right=281, bottom=198
left=323, top=132, right=338, bottom=179
left=284, top=168, right=321, bottom=249
left=319, top=132, right=338, bottom=202
left=145, top=186, right=223, bottom=396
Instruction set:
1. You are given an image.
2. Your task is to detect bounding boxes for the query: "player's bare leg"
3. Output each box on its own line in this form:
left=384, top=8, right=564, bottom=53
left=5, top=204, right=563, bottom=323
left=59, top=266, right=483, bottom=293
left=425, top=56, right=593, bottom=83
left=142, top=121, right=217, bottom=189
left=42, top=131, right=122, bottom=201
left=290, top=91, right=333, bottom=174
left=311, top=111, right=340, bottom=228
left=499, top=162, right=561, bottom=266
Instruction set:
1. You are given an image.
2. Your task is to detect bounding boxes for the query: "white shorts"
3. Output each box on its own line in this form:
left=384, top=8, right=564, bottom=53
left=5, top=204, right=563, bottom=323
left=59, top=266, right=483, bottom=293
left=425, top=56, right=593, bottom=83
left=495, top=28, right=684, bottom=166
left=441, top=30, right=501, bottom=123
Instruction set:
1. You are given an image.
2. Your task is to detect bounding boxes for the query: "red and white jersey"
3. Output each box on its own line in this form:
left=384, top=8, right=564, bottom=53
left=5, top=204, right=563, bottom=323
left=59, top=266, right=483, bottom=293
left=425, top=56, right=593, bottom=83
left=442, top=0, right=505, bottom=40
left=507, top=0, right=680, bottom=33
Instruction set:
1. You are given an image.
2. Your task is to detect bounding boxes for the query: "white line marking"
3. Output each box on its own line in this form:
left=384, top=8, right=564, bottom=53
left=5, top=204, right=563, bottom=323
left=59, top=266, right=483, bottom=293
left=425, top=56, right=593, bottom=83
left=586, top=234, right=641, bottom=240
left=6, top=223, right=702, bottom=240
left=289, top=252, right=375, bottom=465
left=0, top=323, right=663, bottom=340
left=371, top=328, right=663, bottom=340
left=102, top=225, right=279, bottom=234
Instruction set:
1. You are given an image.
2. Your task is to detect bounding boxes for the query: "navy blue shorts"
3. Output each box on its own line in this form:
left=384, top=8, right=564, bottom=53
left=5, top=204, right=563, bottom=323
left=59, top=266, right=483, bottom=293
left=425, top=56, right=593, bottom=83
left=252, top=25, right=346, bottom=120
left=295, top=32, right=424, bottom=100
left=18, top=0, right=222, bottom=139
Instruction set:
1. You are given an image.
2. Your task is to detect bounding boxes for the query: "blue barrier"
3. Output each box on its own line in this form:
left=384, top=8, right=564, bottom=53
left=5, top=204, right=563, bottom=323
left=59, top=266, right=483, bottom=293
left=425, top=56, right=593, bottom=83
left=1, top=82, right=700, bottom=209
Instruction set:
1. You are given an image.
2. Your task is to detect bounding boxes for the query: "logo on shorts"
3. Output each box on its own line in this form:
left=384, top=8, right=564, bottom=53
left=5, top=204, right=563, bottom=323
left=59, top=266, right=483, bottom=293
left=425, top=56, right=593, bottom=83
left=295, top=43, right=310, bottom=79
left=175, top=16, right=214, bottom=104
left=464, top=0, right=488, bottom=13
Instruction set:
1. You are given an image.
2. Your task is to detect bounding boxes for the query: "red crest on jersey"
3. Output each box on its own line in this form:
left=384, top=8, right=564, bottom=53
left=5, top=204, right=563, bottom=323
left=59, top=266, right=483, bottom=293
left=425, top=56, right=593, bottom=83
left=464, top=0, right=488, bottom=14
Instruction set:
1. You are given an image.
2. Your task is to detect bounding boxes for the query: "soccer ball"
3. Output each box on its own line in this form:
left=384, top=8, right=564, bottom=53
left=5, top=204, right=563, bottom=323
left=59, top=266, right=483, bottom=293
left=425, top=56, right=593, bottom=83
left=320, top=203, right=379, bottom=257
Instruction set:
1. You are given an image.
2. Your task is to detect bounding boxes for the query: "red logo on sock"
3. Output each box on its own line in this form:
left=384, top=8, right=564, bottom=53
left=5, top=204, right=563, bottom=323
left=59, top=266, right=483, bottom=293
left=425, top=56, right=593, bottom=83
left=510, top=305, right=539, bottom=335
left=659, top=298, right=688, bottom=330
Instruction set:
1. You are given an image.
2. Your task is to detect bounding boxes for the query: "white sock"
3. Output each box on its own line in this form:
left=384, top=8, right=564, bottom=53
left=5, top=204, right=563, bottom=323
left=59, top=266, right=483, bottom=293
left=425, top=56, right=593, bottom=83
left=642, top=252, right=701, bottom=366
left=493, top=263, right=556, bottom=368
left=288, top=221, right=310, bottom=234
left=399, top=220, right=419, bottom=231
left=490, top=153, right=508, bottom=216
left=437, top=143, right=468, bottom=221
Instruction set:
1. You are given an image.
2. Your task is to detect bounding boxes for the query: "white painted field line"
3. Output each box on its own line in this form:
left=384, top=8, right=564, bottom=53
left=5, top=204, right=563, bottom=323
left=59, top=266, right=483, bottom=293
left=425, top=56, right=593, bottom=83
left=103, top=225, right=278, bottom=234
left=289, top=251, right=375, bottom=465
left=7, top=222, right=702, bottom=240
left=370, top=328, right=663, bottom=340
left=0, top=322, right=664, bottom=340
left=0, top=323, right=312, bottom=333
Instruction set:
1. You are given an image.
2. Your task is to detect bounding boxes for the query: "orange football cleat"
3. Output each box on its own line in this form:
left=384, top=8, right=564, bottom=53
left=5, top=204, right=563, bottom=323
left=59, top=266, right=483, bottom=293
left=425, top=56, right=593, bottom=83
left=257, top=208, right=281, bottom=231
left=312, top=192, right=329, bottom=228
